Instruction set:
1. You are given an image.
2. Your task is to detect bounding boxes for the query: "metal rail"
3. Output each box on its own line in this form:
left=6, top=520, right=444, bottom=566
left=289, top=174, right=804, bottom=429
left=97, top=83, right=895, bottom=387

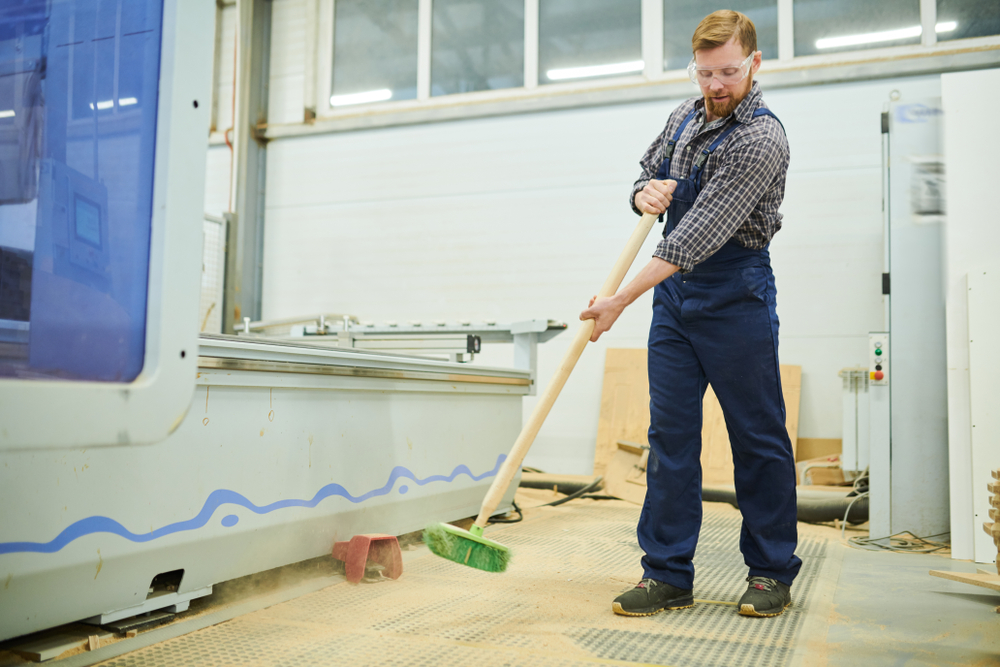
left=197, top=356, right=531, bottom=386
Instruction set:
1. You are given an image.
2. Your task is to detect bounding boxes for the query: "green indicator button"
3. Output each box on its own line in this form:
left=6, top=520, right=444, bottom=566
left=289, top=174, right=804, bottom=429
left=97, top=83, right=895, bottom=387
left=875, top=349, right=882, bottom=355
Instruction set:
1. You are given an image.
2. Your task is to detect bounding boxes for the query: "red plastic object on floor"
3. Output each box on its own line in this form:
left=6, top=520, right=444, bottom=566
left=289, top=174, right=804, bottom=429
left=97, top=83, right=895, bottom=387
left=331, top=534, right=403, bottom=584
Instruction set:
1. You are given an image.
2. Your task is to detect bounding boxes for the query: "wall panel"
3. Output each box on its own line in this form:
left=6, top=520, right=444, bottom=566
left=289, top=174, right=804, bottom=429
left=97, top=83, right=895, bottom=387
left=942, top=68, right=1000, bottom=561
left=208, top=46, right=943, bottom=472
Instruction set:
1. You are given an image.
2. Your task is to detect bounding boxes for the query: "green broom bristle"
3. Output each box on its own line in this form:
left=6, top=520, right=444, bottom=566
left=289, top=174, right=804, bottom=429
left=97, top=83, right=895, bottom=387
left=422, top=522, right=512, bottom=573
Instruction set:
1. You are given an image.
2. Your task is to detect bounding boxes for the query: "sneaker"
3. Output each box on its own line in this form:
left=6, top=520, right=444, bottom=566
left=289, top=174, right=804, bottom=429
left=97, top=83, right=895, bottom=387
left=737, top=576, right=791, bottom=617
left=612, top=578, right=694, bottom=616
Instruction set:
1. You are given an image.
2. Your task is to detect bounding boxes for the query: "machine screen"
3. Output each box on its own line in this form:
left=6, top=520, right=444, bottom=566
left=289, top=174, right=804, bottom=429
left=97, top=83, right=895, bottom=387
left=0, top=0, right=164, bottom=382
left=74, top=195, right=101, bottom=247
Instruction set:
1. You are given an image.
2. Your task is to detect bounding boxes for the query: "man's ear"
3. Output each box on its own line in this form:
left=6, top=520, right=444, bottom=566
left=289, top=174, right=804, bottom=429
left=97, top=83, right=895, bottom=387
left=751, top=50, right=762, bottom=74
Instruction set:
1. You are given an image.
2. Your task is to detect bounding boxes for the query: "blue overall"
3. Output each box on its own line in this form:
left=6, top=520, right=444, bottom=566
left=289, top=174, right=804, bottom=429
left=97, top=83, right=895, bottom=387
left=638, top=108, right=802, bottom=589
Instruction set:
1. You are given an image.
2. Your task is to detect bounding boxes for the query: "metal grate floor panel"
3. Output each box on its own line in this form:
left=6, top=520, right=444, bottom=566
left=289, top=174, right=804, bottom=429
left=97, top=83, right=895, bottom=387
left=95, top=501, right=829, bottom=667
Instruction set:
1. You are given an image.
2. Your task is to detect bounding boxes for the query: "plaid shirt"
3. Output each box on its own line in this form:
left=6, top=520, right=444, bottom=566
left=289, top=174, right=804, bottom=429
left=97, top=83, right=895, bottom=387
left=630, top=82, right=789, bottom=272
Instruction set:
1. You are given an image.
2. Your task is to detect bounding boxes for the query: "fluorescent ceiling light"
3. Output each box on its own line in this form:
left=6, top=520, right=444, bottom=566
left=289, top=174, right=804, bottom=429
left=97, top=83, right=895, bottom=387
left=546, top=60, right=644, bottom=81
left=329, top=88, right=392, bottom=107
left=0, top=110, right=14, bottom=119
left=816, top=21, right=958, bottom=49
left=119, top=97, right=138, bottom=106
left=89, top=100, right=114, bottom=110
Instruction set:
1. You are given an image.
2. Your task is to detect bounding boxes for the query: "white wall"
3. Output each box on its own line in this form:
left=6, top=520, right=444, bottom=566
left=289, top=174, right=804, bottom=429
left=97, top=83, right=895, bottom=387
left=942, top=68, right=1000, bottom=563
left=203, top=4, right=947, bottom=475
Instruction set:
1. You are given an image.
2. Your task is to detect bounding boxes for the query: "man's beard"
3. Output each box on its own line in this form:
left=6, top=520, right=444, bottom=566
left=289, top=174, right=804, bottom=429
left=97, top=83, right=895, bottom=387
left=705, top=77, right=752, bottom=119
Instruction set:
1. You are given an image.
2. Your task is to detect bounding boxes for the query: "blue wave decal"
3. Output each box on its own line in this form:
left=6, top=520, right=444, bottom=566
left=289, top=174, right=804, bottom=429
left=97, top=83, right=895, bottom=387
left=0, top=456, right=505, bottom=555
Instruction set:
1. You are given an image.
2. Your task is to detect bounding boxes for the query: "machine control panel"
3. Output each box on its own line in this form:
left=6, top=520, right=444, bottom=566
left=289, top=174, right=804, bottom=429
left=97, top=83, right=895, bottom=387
left=869, top=333, right=889, bottom=385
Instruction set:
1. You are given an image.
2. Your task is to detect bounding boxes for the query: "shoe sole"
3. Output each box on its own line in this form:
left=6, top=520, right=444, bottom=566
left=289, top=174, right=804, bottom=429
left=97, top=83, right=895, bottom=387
left=612, top=597, right=695, bottom=617
left=738, top=600, right=792, bottom=618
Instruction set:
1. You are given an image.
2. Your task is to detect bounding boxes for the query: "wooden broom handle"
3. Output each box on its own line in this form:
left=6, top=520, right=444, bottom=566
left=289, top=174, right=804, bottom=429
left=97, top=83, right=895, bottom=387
left=474, top=212, right=659, bottom=529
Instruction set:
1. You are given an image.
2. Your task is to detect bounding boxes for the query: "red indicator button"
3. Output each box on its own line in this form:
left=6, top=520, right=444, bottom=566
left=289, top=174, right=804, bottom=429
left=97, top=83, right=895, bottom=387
left=874, top=371, right=884, bottom=380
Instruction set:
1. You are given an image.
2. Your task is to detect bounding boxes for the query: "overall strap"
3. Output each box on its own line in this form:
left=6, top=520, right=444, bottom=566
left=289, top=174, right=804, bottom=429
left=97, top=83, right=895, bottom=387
left=655, top=109, right=698, bottom=180
left=690, top=107, right=785, bottom=188
left=751, top=107, right=785, bottom=134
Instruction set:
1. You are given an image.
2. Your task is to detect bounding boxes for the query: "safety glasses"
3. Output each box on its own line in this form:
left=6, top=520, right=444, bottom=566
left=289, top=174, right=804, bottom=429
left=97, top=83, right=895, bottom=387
left=687, top=52, right=754, bottom=86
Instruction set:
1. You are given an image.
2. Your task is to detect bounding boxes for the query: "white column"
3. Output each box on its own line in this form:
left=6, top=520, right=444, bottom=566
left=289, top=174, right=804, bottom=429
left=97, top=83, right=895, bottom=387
left=524, top=0, right=539, bottom=89
left=921, top=0, right=937, bottom=47
left=303, top=0, right=318, bottom=117
left=314, top=0, right=334, bottom=117
left=417, top=0, right=432, bottom=100
left=778, top=0, right=794, bottom=62
left=642, top=0, right=664, bottom=76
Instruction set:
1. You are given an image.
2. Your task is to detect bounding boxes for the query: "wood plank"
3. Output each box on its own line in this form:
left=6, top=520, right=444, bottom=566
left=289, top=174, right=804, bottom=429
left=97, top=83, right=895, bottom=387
left=593, top=349, right=650, bottom=477
left=9, top=630, right=114, bottom=662
left=616, top=440, right=646, bottom=456
left=796, top=438, right=842, bottom=463
left=929, top=570, right=1000, bottom=593
left=782, top=365, right=802, bottom=461
left=701, top=365, right=802, bottom=487
left=984, top=521, right=1000, bottom=539
left=593, top=348, right=801, bottom=486
left=701, top=384, right=734, bottom=486
left=604, top=443, right=648, bottom=505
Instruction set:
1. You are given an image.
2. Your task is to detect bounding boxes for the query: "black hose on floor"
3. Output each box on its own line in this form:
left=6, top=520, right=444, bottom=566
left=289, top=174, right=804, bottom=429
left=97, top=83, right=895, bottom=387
left=702, top=486, right=870, bottom=524
left=518, top=478, right=599, bottom=495
left=538, top=477, right=605, bottom=508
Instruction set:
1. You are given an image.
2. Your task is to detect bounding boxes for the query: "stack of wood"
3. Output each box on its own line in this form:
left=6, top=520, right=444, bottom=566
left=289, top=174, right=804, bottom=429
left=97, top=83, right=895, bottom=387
left=930, top=469, right=1000, bottom=612
left=988, top=469, right=1000, bottom=575
left=594, top=348, right=802, bottom=499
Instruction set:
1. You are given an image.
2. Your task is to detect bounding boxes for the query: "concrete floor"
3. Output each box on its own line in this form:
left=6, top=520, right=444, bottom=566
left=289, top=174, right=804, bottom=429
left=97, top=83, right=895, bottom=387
left=1, top=493, right=997, bottom=667
left=813, top=547, right=1000, bottom=666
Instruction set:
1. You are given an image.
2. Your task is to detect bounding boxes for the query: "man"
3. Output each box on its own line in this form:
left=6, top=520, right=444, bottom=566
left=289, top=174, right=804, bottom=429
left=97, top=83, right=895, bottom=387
left=581, top=10, right=801, bottom=618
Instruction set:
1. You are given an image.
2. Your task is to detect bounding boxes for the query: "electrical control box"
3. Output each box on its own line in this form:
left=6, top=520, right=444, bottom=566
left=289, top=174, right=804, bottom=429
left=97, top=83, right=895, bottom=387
left=869, top=333, right=889, bottom=385
left=868, top=330, right=890, bottom=538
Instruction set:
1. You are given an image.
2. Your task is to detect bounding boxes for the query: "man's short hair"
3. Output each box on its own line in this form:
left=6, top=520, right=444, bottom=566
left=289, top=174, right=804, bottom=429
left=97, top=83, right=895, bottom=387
left=692, top=10, right=757, bottom=56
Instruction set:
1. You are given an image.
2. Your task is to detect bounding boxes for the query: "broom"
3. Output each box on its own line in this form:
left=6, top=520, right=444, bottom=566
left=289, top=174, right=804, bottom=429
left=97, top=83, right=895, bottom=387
left=423, top=211, right=660, bottom=572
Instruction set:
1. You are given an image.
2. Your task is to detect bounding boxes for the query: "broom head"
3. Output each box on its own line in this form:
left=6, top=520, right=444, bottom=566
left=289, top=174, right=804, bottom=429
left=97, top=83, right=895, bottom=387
left=423, top=522, right=511, bottom=573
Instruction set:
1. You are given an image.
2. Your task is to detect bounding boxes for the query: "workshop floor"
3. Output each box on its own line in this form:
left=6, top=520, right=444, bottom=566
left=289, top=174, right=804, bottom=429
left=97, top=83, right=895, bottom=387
left=6, top=494, right=999, bottom=667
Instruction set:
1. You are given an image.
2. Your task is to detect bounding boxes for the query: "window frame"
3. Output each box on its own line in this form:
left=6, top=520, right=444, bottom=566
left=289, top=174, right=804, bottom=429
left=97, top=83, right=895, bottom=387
left=263, top=0, right=1000, bottom=138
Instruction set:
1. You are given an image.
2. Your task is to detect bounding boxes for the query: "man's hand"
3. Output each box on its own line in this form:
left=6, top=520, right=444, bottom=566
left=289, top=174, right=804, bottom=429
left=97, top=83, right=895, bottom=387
left=579, top=257, right=681, bottom=343
left=634, top=179, right=677, bottom=215
left=580, top=294, right=626, bottom=343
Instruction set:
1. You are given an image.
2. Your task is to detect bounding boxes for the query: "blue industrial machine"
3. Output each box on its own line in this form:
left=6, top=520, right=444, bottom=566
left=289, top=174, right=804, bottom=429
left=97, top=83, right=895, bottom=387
left=0, top=0, right=541, bottom=642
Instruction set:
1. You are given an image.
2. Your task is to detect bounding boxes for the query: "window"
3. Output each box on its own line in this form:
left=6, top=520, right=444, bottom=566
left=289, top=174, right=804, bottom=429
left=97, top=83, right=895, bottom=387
left=664, top=1, right=778, bottom=70
left=794, top=0, right=922, bottom=57
left=538, top=0, right=642, bottom=84
left=331, top=0, right=419, bottom=107
left=936, top=0, right=1000, bottom=42
left=301, top=0, right=1000, bottom=123
left=432, top=0, right=524, bottom=96
left=0, top=0, right=163, bottom=381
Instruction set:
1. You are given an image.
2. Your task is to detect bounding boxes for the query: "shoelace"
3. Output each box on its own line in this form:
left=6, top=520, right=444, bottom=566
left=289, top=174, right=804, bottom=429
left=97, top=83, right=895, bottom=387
left=747, top=576, right=777, bottom=592
left=636, top=578, right=659, bottom=590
